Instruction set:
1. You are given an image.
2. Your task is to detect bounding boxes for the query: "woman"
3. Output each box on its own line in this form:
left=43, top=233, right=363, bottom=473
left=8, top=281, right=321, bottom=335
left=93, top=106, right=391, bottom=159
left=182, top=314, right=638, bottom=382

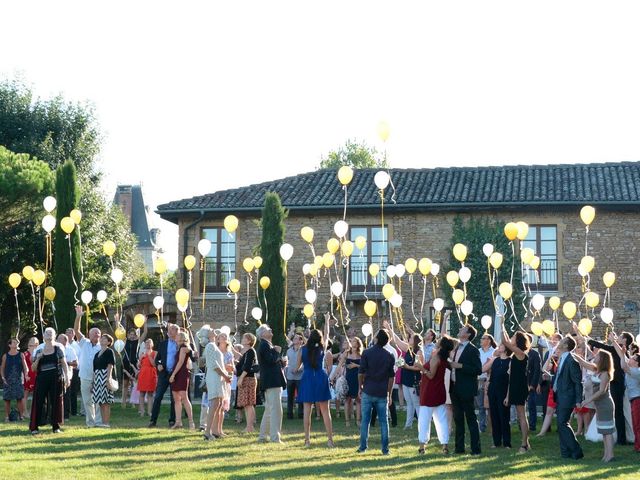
left=391, top=329, right=423, bottom=430
left=487, top=343, right=512, bottom=448
left=502, top=327, right=531, bottom=453
left=417, top=334, right=456, bottom=454
left=169, top=331, right=195, bottom=430
left=91, top=333, right=116, bottom=427
left=340, top=337, right=363, bottom=428
left=29, top=327, right=69, bottom=434
left=121, top=328, right=139, bottom=408
left=236, top=333, right=258, bottom=433
left=216, top=331, right=234, bottom=432
left=537, top=348, right=559, bottom=437
left=23, top=337, right=39, bottom=411
left=2, top=338, right=29, bottom=421
left=576, top=349, right=616, bottom=462
left=574, top=342, right=595, bottom=435
left=612, top=338, right=640, bottom=452
left=203, top=329, right=231, bottom=439
left=296, top=328, right=334, bottom=447
left=137, top=338, right=157, bottom=416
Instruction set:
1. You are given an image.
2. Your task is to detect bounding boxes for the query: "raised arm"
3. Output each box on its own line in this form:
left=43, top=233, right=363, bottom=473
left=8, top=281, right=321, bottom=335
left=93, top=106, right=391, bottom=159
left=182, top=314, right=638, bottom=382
left=73, top=305, right=85, bottom=341
left=573, top=353, right=597, bottom=372
left=502, top=325, right=526, bottom=359
left=139, top=319, right=149, bottom=343
left=440, top=311, right=450, bottom=337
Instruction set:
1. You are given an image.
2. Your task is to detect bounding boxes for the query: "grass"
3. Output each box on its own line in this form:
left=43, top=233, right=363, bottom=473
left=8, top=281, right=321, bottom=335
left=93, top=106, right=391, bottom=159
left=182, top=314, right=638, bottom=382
left=0, top=404, right=637, bottom=480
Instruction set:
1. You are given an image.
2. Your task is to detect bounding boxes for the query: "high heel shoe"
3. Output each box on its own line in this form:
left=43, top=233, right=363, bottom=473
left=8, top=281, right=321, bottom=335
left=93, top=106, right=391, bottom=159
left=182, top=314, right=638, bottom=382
left=189, top=422, right=196, bottom=431
left=170, top=423, right=183, bottom=429
left=327, top=440, right=335, bottom=448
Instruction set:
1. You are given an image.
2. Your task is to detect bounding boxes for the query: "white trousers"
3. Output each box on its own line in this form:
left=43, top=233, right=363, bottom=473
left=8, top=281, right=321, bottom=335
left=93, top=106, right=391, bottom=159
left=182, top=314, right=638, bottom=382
left=418, top=404, right=449, bottom=445
left=80, top=378, right=102, bottom=427
left=259, top=387, right=283, bottom=442
left=402, top=385, right=420, bottom=427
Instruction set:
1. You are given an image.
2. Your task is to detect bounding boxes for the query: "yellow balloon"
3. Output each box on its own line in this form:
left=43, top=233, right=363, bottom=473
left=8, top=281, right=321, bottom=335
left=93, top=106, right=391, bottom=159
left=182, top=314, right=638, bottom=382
left=303, top=303, right=314, bottom=319
left=549, top=296, right=561, bottom=311
left=300, top=226, right=314, bottom=244
left=253, top=256, right=263, bottom=269
left=259, top=276, right=271, bottom=289
left=453, top=243, right=467, bottom=262
left=44, top=286, right=56, bottom=301
left=562, top=301, right=577, bottom=320
left=327, top=238, right=340, bottom=254
left=364, top=300, right=377, bottom=317
left=115, top=326, right=126, bottom=341
left=224, top=215, right=239, bottom=233
left=542, top=319, right=555, bottom=336
left=32, top=269, right=45, bottom=287
left=520, top=248, right=535, bottom=265
left=504, top=222, right=518, bottom=241
left=581, top=255, right=595, bottom=273
left=134, top=314, right=145, bottom=328
left=309, top=264, right=318, bottom=277
left=242, top=258, right=255, bottom=273
left=578, top=318, right=593, bottom=336
left=175, top=288, right=190, bottom=306
left=337, top=165, right=354, bottom=186
left=580, top=205, right=596, bottom=226
left=70, top=209, right=82, bottom=225
left=452, top=289, right=465, bottom=305
left=154, top=258, right=167, bottom=275
left=60, top=216, right=75, bottom=234
left=603, top=271, right=616, bottom=288
left=531, top=321, right=544, bottom=337
left=585, top=291, right=600, bottom=308
left=22, top=266, right=34, bottom=281
left=382, top=283, right=395, bottom=300
left=103, top=240, right=116, bottom=257
left=313, top=256, right=323, bottom=269
left=529, top=255, right=540, bottom=270
left=404, top=258, right=417, bottom=275
left=369, top=263, right=380, bottom=277
left=498, top=282, right=513, bottom=300
left=355, top=236, right=366, bottom=250
left=418, top=258, right=432, bottom=276
left=446, top=271, right=459, bottom=288
left=184, top=255, right=196, bottom=271
left=341, top=240, right=354, bottom=257
left=489, top=252, right=503, bottom=270
left=8, top=273, right=21, bottom=289
left=322, top=252, right=334, bottom=268
left=377, top=121, right=390, bottom=142
left=228, top=279, right=241, bottom=294
left=516, top=221, right=529, bottom=241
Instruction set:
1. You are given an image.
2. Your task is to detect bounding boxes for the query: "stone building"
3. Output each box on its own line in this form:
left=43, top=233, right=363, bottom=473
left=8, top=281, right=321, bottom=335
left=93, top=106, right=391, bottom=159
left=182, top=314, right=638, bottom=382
left=157, top=162, right=640, bottom=338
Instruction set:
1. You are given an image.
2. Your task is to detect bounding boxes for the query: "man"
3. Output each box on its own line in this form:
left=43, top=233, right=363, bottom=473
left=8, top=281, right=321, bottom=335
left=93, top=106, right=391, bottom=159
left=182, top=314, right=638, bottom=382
left=358, top=329, right=395, bottom=455
left=65, top=328, right=82, bottom=417
left=256, top=324, right=287, bottom=443
left=285, top=333, right=304, bottom=420
left=588, top=331, right=634, bottom=445
left=553, top=336, right=583, bottom=459
left=477, top=333, right=496, bottom=433
left=57, top=334, right=77, bottom=420
left=149, top=323, right=179, bottom=428
left=449, top=324, right=482, bottom=455
left=526, top=334, right=542, bottom=431
left=73, top=306, right=102, bottom=427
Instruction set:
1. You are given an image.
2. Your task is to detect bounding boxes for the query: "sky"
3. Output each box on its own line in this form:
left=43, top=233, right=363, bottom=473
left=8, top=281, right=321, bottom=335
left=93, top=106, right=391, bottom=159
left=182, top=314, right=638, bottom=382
left=3, top=1, right=640, bottom=268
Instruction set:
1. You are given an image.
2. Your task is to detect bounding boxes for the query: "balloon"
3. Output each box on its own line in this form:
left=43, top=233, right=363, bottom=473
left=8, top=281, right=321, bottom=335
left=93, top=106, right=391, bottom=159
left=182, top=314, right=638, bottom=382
left=300, top=226, right=314, bottom=243
left=578, top=264, right=587, bottom=277
left=562, top=301, right=577, bottom=320
left=382, top=283, right=395, bottom=300
left=43, top=196, right=57, bottom=212
left=549, top=296, right=561, bottom=311
left=542, top=320, right=555, bottom=336
left=224, top=215, right=239, bottom=233
left=578, top=318, right=593, bottom=336
left=516, top=221, right=529, bottom=241
left=327, top=238, right=340, bottom=254
left=184, top=255, right=196, bottom=271
left=302, top=263, right=311, bottom=276
left=60, top=216, right=75, bottom=234
left=520, top=248, right=535, bottom=265
left=355, top=236, right=366, bottom=250
left=253, top=256, right=263, bottom=269
left=313, top=256, right=323, bottom=268
left=481, top=315, right=492, bottom=330
left=44, top=286, right=56, bottom=301
left=110, top=268, right=123, bottom=284
left=251, top=307, right=263, bottom=320
left=636, top=333, right=640, bottom=345
left=603, top=272, right=616, bottom=288
left=581, top=256, right=595, bottom=273
left=489, top=252, right=503, bottom=269
left=504, top=222, right=518, bottom=241
left=530, top=256, right=540, bottom=270
left=446, top=271, right=459, bottom=287
left=153, top=296, right=164, bottom=310
left=220, top=326, right=231, bottom=336
left=8, top=273, right=21, bottom=289
left=305, top=289, right=317, bottom=304
left=430, top=263, right=440, bottom=276
left=242, top=258, right=255, bottom=273
left=531, top=294, right=545, bottom=312
left=279, top=243, right=294, bottom=261
left=585, top=291, right=600, bottom=308
left=330, top=282, right=343, bottom=297
left=114, top=339, right=125, bottom=353
left=531, top=321, right=544, bottom=336
left=32, top=270, right=45, bottom=287
left=177, top=303, right=188, bottom=313
left=418, top=258, right=432, bottom=276
left=322, top=252, right=334, bottom=268
left=498, top=282, right=513, bottom=300
left=115, top=327, right=126, bottom=341
left=453, top=243, right=467, bottom=262
left=134, top=314, right=145, bottom=328
left=197, top=239, right=212, bottom=257
left=103, top=240, right=116, bottom=257
left=600, top=307, right=613, bottom=324
left=341, top=240, right=354, bottom=257
left=303, top=303, right=314, bottom=319
left=154, top=258, right=167, bottom=275
left=81, top=290, right=93, bottom=305
left=337, top=165, right=354, bottom=185
left=482, top=243, right=494, bottom=258
left=452, top=289, right=464, bottom=305
left=458, top=267, right=471, bottom=284
left=377, top=121, right=390, bottom=142
left=389, top=293, right=403, bottom=308
left=42, top=214, right=56, bottom=233
left=386, top=265, right=396, bottom=279
left=580, top=205, right=596, bottom=226
left=175, top=288, right=190, bottom=306
left=70, top=209, right=82, bottom=225
left=461, top=300, right=473, bottom=316
left=374, top=171, right=390, bottom=190
left=259, top=276, right=271, bottom=290
left=309, top=264, right=318, bottom=276
left=404, top=258, right=417, bottom=274
left=394, top=264, right=406, bottom=278
left=228, top=279, right=241, bottom=294
left=433, top=298, right=444, bottom=312
left=334, top=220, right=349, bottom=239
left=369, top=263, right=380, bottom=277
left=362, top=323, right=373, bottom=337
left=22, top=266, right=34, bottom=281
left=364, top=300, right=377, bottom=317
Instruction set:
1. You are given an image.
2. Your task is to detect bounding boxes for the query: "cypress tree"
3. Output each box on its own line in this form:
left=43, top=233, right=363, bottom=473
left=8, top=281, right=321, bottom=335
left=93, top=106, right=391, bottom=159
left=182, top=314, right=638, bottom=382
left=52, top=160, right=83, bottom=331
left=259, top=192, right=287, bottom=347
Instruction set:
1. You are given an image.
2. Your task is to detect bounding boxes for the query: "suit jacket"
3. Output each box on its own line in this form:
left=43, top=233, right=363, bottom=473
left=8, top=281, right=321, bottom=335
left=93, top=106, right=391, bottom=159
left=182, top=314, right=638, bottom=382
left=257, top=339, right=287, bottom=390
left=554, top=353, right=583, bottom=409
left=154, top=339, right=171, bottom=374
left=527, top=348, right=542, bottom=388
left=450, top=342, right=482, bottom=399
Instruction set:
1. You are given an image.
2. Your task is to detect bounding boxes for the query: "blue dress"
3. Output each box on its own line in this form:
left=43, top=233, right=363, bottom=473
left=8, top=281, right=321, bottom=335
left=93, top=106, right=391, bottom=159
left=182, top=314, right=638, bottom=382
left=345, top=358, right=361, bottom=398
left=297, top=346, right=332, bottom=403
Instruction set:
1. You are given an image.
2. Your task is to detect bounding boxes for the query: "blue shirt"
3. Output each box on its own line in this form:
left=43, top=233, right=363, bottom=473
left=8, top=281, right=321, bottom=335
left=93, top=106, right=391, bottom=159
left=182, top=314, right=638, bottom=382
left=359, top=345, right=395, bottom=398
left=166, top=340, right=178, bottom=372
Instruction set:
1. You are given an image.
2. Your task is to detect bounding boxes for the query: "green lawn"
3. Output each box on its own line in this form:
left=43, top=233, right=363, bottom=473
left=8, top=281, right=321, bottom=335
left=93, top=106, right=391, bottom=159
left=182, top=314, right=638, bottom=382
left=0, top=404, right=637, bottom=480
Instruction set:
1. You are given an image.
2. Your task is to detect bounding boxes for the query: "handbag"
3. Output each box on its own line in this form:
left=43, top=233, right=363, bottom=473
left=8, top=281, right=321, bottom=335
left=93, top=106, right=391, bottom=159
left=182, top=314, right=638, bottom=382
left=107, top=360, right=119, bottom=392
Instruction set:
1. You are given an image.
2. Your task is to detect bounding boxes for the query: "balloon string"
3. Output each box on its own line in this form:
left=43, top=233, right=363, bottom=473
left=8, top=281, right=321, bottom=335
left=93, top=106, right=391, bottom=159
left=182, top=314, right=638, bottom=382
left=261, top=289, right=268, bottom=325
left=77, top=225, right=85, bottom=287
left=409, top=274, right=418, bottom=326
left=187, top=271, right=192, bottom=325
left=343, top=185, right=348, bottom=221
left=379, top=189, right=385, bottom=266
left=244, top=275, right=251, bottom=325
left=37, top=288, right=44, bottom=337
left=51, top=301, right=58, bottom=333
left=488, top=260, right=498, bottom=314
left=13, top=289, right=21, bottom=339
left=201, top=257, right=206, bottom=310
left=67, top=235, right=80, bottom=305
left=418, top=275, right=427, bottom=332
left=510, top=241, right=515, bottom=287
left=283, top=261, right=288, bottom=336
left=85, top=304, right=90, bottom=335
left=29, top=282, right=37, bottom=333
left=233, top=293, right=239, bottom=334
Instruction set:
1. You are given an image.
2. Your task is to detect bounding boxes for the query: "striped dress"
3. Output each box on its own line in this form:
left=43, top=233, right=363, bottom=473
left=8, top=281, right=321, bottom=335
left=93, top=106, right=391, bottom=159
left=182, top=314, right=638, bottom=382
left=92, top=348, right=116, bottom=405
left=591, top=373, right=616, bottom=435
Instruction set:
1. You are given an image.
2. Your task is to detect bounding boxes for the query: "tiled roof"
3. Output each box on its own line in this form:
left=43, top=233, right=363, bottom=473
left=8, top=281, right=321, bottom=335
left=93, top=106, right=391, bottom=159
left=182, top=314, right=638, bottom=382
left=157, top=162, right=640, bottom=221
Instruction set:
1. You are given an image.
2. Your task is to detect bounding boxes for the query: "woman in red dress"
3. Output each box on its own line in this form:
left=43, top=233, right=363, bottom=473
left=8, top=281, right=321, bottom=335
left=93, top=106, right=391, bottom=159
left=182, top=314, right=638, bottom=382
left=169, top=331, right=195, bottom=430
left=23, top=337, right=39, bottom=410
left=137, top=338, right=158, bottom=417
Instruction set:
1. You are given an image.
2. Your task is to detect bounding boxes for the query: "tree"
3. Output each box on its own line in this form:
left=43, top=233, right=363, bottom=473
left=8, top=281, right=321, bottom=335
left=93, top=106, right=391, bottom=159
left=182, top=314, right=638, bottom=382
left=319, top=139, right=388, bottom=169
left=258, top=192, right=288, bottom=347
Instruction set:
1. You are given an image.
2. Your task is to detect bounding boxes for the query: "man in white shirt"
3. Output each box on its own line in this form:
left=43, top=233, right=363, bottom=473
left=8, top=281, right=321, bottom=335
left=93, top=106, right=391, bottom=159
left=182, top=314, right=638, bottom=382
left=73, top=306, right=103, bottom=427
left=477, top=334, right=496, bottom=433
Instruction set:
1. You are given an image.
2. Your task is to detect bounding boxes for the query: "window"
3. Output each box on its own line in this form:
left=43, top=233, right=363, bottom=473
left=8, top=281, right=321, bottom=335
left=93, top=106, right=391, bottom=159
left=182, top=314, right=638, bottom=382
left=522, top=225, right=558, bottom=290
left=349, top=226, right=388, bottom=292
left=200, top=228, right=236, bottom=292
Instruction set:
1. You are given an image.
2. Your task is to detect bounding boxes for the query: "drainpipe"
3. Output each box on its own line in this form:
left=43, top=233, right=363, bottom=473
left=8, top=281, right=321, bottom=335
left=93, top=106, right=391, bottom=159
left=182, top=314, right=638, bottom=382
left=182, top=210, right=205, bottom=288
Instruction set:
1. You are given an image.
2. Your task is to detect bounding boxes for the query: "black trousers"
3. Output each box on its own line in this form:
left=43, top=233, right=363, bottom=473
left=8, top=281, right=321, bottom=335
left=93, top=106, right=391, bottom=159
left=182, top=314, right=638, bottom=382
left=556, top=406, right=583, bottom=459
left=286, top=379, right=303, bottom=419
left=29, top=369, right=63, bottom=432
left=451, top=386, right=481, bottom=454
left=610, top=380, right=627, bottom=445
left=64, top=369, right=80, bottom=418
left=527, top=388, right=538, bottom=430
left=488, top=389, right=511, bottom=448
left=150, top=371, right=176, bottom=425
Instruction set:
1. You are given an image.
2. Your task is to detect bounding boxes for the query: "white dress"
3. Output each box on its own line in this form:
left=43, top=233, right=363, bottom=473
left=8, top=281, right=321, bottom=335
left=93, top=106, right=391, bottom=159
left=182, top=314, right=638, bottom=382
left=204, top=343, right=225, bottom=399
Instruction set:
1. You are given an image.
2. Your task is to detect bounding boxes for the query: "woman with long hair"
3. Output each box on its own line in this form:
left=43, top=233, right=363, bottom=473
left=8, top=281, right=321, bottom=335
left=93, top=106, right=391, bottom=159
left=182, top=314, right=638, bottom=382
left=2, top=338, right=29, bottom=421
left=296, top=328, right=334, bottom=447
left=390, top=328, right=423, bottom=430
left=486, top=343, right=512, bottom=448
left=236, top=333, right=258, bottom=433
left=340, top=337, right=363, bottom=428
left=204, top=329, right=232, bottom=440
left=502, top=327, right=531, bottom=453
left=169, top=331, right=195, bottom=430
left=91, top=334, right=116, bottom=428
left=216, top=331, right=234, bottom=434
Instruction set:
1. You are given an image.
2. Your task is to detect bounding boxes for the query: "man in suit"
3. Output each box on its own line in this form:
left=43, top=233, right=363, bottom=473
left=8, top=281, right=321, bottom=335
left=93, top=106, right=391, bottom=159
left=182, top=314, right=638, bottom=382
left=449, top=324, right=482, bottom=455
left=149, top=323, right=179, bottom=428
left=256, top=324, right=287, bottom=443
left=553, top=335, right=583, bottom=460
left=526, top=334, right=542, bottom=431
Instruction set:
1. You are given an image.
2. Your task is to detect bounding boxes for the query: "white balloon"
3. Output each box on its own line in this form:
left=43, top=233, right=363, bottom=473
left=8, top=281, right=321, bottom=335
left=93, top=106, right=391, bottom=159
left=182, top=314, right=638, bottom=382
left=395, top=264, right=406, bottom=278
left=531, top=294, right=545, bottom=312
left=386, top=265, right=396, bottom=278
left=153, top=296, right=165, bottom=310
left=430, top=263, right=440, bottom=276
left=361, top=323, right=373, bottom=337
left=81, top=290, right=93, bottom=305
left=600, top=307, right=614, bottom=325
left=482, top=243, right=494, bottom=258
left=110, top=268, right=123, bottom=284
left=279, top=243, right=294, bottom=261
left=389, top=293, right=403, bottom=308
left=43, top=196, right=57, bottom=213
left=305, top=289, right=317, bottom=304
left=481, top=315, right=492, bottom=330
left=177, top=303, right=188, bottom=312
left=302, top=263, right=311, bottom=275
left=458, top=267, right=471, bottom=283
left=113, top=339, right=125, bottom=353
left=374, top=171, right=390, bottom=190
left=96, top=290, right=107, bottom=303
left=334, top=220, right=349, bottom=239
left=578, top=264, right=587, bottom=277
left=636, top=333, right=640, bottom=345
left=433, top=298, right=444, bottom=312
left=330, top=282, right=344, bottom=297
left=251, top=307, right=263, bottom=320
left=220, top=325, right=231, bottom=336
left=41, top=214, right=56, bottom=233
left=197, top=239, right=212, bottom=257
left=461, top=300, right=473, bottom=316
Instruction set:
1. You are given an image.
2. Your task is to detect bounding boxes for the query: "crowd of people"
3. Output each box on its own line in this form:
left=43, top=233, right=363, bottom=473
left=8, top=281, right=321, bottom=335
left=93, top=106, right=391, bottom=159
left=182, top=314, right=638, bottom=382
left=1, top=306, right=639, bottom=464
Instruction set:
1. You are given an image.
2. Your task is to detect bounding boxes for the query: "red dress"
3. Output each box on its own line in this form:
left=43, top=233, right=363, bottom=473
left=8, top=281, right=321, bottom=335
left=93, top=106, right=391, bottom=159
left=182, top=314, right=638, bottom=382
left=137, top=351, right=158, bottom=393
left=420, top=359, right=446, bottom=407
left=23, top=350, right=37, bottom=392
left=170, top=346, right=190, bottom=392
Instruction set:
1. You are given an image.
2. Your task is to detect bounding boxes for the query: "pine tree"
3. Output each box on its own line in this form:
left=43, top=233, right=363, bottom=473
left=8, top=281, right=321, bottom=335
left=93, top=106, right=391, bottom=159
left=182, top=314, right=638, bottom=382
left=52, top=160, right=83, bottom=330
